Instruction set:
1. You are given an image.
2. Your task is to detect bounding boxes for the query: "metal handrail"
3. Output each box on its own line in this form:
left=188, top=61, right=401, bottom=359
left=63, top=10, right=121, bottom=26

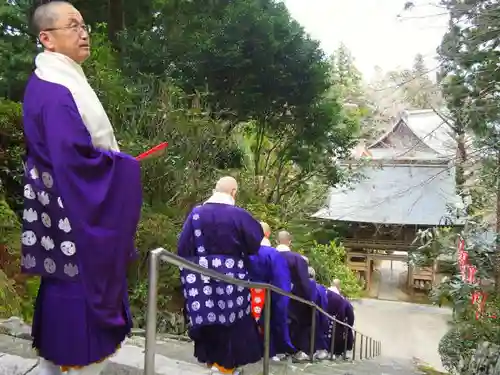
left=144, top=248, right=382, bottom=375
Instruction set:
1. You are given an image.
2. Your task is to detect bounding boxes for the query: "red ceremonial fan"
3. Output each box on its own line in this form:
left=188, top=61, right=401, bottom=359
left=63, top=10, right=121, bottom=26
left=135, top=142, right=168, bottom=161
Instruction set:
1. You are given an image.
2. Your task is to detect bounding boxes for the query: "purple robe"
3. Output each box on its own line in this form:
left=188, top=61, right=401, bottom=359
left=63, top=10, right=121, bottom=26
left=22, top=74, right=142, bottom=366
left=344, top=300, right=355, bottom=351
left=248, top=245, right=295, bottom=356
left=178, top=202, right=264, bottom=368
left=314, top=283, right=330, bottom=352
left=279, top=250, right=314, bottom=353
left=325, top=290, right=352, bottom=355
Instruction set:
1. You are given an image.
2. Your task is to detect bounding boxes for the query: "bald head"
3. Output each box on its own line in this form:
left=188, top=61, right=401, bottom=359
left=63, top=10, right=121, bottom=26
left=260, top=222, right=271, bottom=238
left=31, top=1, right=90, bottom=64
left=278, top=230, right=291, bottom=246
left=215, top=176, right=238, bottom=194
left=32, top=1, right=70, bottom=33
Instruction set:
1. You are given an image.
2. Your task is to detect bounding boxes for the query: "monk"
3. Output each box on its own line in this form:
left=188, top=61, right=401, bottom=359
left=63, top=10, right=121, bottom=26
left=343, top=299, right=355, bottom=358
left=178, top=177, right=263, bottom=375
left=329, top=279, right=341, bottom=295
left=327, top=290, right=354, bottom=358
left=276, top=231, right=314, bottom=362
left=308, top=274, right=330, bottom=360
left=247, top=222, right=295, bottom=361
left=249, top=222, right=272, bottom=323
left=21, top=2, right=142, bottom=375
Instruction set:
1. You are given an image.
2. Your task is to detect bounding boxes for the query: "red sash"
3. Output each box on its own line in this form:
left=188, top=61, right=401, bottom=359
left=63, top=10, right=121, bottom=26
left=251, top=288, right=266, bottom=321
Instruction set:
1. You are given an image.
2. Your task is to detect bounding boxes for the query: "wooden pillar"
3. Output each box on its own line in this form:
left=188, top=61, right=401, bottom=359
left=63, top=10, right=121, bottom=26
left=367, top=256, right=372, bottom=291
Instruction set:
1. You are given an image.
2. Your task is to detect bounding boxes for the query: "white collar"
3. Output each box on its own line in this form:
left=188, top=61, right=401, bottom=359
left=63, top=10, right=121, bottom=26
left=276, top=244, right=291, bottom=252
left=329, top=286, right=340, bottom=294
left=34, top=51, right=119, bottom=151
left=261, top=238, right=271, bottom=246
left=204, top=192, right=235, bottom=206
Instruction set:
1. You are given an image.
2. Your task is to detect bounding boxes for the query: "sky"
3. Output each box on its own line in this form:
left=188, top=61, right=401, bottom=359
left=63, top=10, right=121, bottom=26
left=283, top=0, right=449, bottom=80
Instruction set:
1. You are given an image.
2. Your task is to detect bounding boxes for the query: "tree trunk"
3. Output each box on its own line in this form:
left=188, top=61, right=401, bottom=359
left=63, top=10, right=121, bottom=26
left=455, top=130, right=466, bottom=193
left=496, top=151, right=500, bottom=294
left=108, top=0, right=124, bottom=50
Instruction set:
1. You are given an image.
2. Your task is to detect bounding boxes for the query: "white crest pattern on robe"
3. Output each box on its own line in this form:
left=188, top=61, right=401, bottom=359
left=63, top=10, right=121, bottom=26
left=21, top=165, right=79, bottom=279
left=180, top=206, right=251, bottom=328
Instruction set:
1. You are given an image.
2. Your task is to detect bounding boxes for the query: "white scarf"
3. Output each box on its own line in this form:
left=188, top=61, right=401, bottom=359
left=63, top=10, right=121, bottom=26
left=261, top=238, right=271, bottom=246
left=276, top=244, right=290, bottom=252
left=34, top=51, right=119, bottom=152
left=204, top=192, right=235, bottom=206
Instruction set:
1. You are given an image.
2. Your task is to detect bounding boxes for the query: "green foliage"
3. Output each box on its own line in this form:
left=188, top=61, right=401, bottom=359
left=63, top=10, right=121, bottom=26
left=0, top=197, right=20, bottom=248
left=439, top=1, right=500, bottom=136
left=0, top=0, right=37, bottom=101
left=0, top=197, right=21, bottom=314
left=0, top=195, right=39, bottom=322
left=414, top=216, right=500, bottom=373
left=427, top=1, right=500, bottom=370
left=0, top=99, right=24, bottom=213
left=84, top=24, right=136, bottom=128
left=303, top=241, right=362, bottom=298
left=438, top=302, right=500, bottom=374
left=121, top=0, right=330, bottom=125
left=0, top=269, right=22, bottom=318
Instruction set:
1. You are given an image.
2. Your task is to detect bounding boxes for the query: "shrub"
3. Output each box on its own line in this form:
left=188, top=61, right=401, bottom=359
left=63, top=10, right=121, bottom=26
left=0, top=99, right=24, bottom=214
left=0, top=196, right=39, bottom=321
left=0, top=269, right=22, bottom=318
left=303, top=241, right=362, bottom=298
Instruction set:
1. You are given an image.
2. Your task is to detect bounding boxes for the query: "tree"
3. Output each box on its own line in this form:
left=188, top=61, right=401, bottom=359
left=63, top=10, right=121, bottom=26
left=326, top=44, right=374, bottom=139
left=0, top=0, right=37, bottom=101
left=118, top=0, right=356, bottom=206
left=407, top=0, right=500, bottom=372
left=406, top=53, right=442, bottom=109
left=365, top=55, right=441, bottom=116
left=438, top=0, right=500, bottom=293
left=120, top=0, right=330, bottom=130
left=328, top=43, right=364, bottom=105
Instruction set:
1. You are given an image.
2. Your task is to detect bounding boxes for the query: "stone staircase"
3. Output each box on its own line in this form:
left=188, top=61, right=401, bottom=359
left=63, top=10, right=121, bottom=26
left=2, top=295, right=452, bottom=375
left=0, top=332, right=430, bottom=375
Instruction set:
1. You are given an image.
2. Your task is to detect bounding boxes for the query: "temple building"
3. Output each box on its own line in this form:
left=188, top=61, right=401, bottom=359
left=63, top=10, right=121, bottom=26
left=313, top=109, right=460, bottom=292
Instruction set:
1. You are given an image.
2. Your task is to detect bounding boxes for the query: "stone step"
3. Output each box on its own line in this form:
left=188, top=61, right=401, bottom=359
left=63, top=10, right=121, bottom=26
left=0, top=334, right=425, bottom=375
left=0, top=335, right=206, bottom=375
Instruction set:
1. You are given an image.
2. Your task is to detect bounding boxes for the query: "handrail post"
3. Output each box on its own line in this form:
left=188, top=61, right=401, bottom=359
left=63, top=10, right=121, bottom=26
left=329, top=320, right=336, bottom=360
left=369, top=337, right=372, bottom=358
left=144, top=249, right=161, bottom=375
left=365, top=337, right=368, bottom=359
left=343, top=319, right=348, bottom=360
left=359, top=334, right=363, bottom=360
left=309, top=307, right=316, bottom=362
left=262, top=288, right=271, bottom=375
left=351, top=331, right=356, bottom=362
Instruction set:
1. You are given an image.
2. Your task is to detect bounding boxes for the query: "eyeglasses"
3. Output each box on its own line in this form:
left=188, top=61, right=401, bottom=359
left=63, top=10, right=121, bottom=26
left=43, top=24, right=90, bottom=34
